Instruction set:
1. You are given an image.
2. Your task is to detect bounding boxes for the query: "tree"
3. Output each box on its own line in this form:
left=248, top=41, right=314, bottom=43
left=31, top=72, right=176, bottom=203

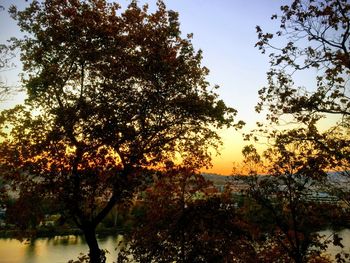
left=0, top=43, right=17, bottom=101
left=253, top=0, right=350, bottom=234
left=256, top=0, right=349, bottom=121
left=0, top=1, right=238, bottom=262
left=0, top=2, right=20, bottom=101
left=118, top=166, right=256, bottom=263
left=254, top=0, right=349, bottom=171
left=240, top=12, right=350, bottom=249
left=242, top=144, right=341, bottom=263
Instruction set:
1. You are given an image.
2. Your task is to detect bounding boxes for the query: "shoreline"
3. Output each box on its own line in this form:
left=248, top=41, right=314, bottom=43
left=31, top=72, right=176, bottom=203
left=0, top=226, right=125, bottom=239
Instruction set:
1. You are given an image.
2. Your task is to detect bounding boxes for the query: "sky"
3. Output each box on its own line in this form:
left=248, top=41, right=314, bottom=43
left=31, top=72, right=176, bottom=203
left=0, top=0, right=291, bottom=175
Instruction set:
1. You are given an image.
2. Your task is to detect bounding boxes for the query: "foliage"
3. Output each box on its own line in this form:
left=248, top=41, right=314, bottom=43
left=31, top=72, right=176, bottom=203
left=68, top=251, right=108, bottom=263
left=0, top=3, right=19, bottom=101
left=118, top=167, right=256, bottom=263
left=242, top=144, right=340, bottom=263
left=0, top=0, right=237, bottom=262
left=0, top=43, right=17, bottom=101
left=255, top=0, right=349, bottom=124
left=251, top=4, right=350, bottom=261
left=252, top=0, right=349, bottom=175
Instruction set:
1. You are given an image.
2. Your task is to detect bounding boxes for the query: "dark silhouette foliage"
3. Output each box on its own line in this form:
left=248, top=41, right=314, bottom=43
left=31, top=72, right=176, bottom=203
left=253, top=0, right=349, bottom=211
left=0, top=1, right=237, bottom=262
left=118, top=167, right=256, bottom=263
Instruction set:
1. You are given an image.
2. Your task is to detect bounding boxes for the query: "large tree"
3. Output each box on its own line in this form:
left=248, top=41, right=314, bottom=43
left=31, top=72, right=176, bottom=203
left=0, top=1, right=238, bottom=262
left=253, top=0, right=349, bottom=197
left=246, top=1, right=350, bottom=261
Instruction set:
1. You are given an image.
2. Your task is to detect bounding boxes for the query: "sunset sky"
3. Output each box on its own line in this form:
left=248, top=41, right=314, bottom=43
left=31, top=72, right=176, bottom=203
left=0, top=0, right=293, bottom=175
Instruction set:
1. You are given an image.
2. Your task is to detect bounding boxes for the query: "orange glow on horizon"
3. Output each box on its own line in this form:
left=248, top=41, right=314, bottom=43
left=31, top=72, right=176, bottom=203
left=202, top=127, right=247, bottom=175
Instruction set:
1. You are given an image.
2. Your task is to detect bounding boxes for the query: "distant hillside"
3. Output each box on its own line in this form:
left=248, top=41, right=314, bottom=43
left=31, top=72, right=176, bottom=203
left=202, top=172, right=350, bottom=188
left=202, top=173, right=231, bottom=185
left=326, top=171, right=350, bottom=189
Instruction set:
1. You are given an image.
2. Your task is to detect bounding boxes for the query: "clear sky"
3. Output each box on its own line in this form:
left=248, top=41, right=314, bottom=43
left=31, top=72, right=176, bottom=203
left=0, top=0, right=290, bottom=175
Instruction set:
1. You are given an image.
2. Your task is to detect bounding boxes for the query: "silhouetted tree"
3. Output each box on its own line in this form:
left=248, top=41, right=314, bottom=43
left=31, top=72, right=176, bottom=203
left=242, top=144, right=339, bottom=263
left=256, top=0, right=349, bottom=121
left=253, top=0, right=349, bottom=174
left=251, top=3, right=350, bottom=258
left=0, top=43, right=17, bottom=101
left=0, top=1, right=238, bottom=262
left=118, top=166, right=256, bottom=263
left=0, top=2, right=19, bottom=101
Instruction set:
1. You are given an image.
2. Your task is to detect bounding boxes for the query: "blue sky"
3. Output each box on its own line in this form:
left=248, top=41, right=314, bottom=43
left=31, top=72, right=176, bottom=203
left=128, top=0, right=290, bottom=174
left=0, top=0, right=291, bottom=174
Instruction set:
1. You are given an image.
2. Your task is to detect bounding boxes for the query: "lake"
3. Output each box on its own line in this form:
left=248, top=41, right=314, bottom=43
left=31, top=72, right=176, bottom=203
left=0, top=229, right=349, bottom=263
left=0, top=235, right=124, bottom=263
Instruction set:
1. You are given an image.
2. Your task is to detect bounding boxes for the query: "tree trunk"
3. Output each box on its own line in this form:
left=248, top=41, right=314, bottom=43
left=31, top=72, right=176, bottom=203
left=83, top=226, right=105, bottom=263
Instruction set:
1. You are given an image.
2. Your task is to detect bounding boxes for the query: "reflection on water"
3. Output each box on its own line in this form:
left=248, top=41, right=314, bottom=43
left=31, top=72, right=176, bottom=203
left=0, top=230, right=349, bottom=263
left=319, top=229, right=350, bottom=261
left=0, top=235, right=123, bottom=263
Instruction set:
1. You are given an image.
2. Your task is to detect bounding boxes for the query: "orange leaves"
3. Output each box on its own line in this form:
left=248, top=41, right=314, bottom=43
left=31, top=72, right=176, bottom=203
left=2, top=2, right=237, bottom=260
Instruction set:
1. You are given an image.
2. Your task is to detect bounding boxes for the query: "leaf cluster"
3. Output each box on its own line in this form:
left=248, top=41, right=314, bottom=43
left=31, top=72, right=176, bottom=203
left=0, top=1, right=237, bottom=257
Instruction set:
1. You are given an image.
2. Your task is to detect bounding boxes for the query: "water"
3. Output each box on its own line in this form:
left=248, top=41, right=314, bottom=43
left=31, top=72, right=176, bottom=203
left=0, top=235, right=124, bottom=263
left=319, top=229, right=350, bottom=260
left=0, top=230, right=349, bottom=263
